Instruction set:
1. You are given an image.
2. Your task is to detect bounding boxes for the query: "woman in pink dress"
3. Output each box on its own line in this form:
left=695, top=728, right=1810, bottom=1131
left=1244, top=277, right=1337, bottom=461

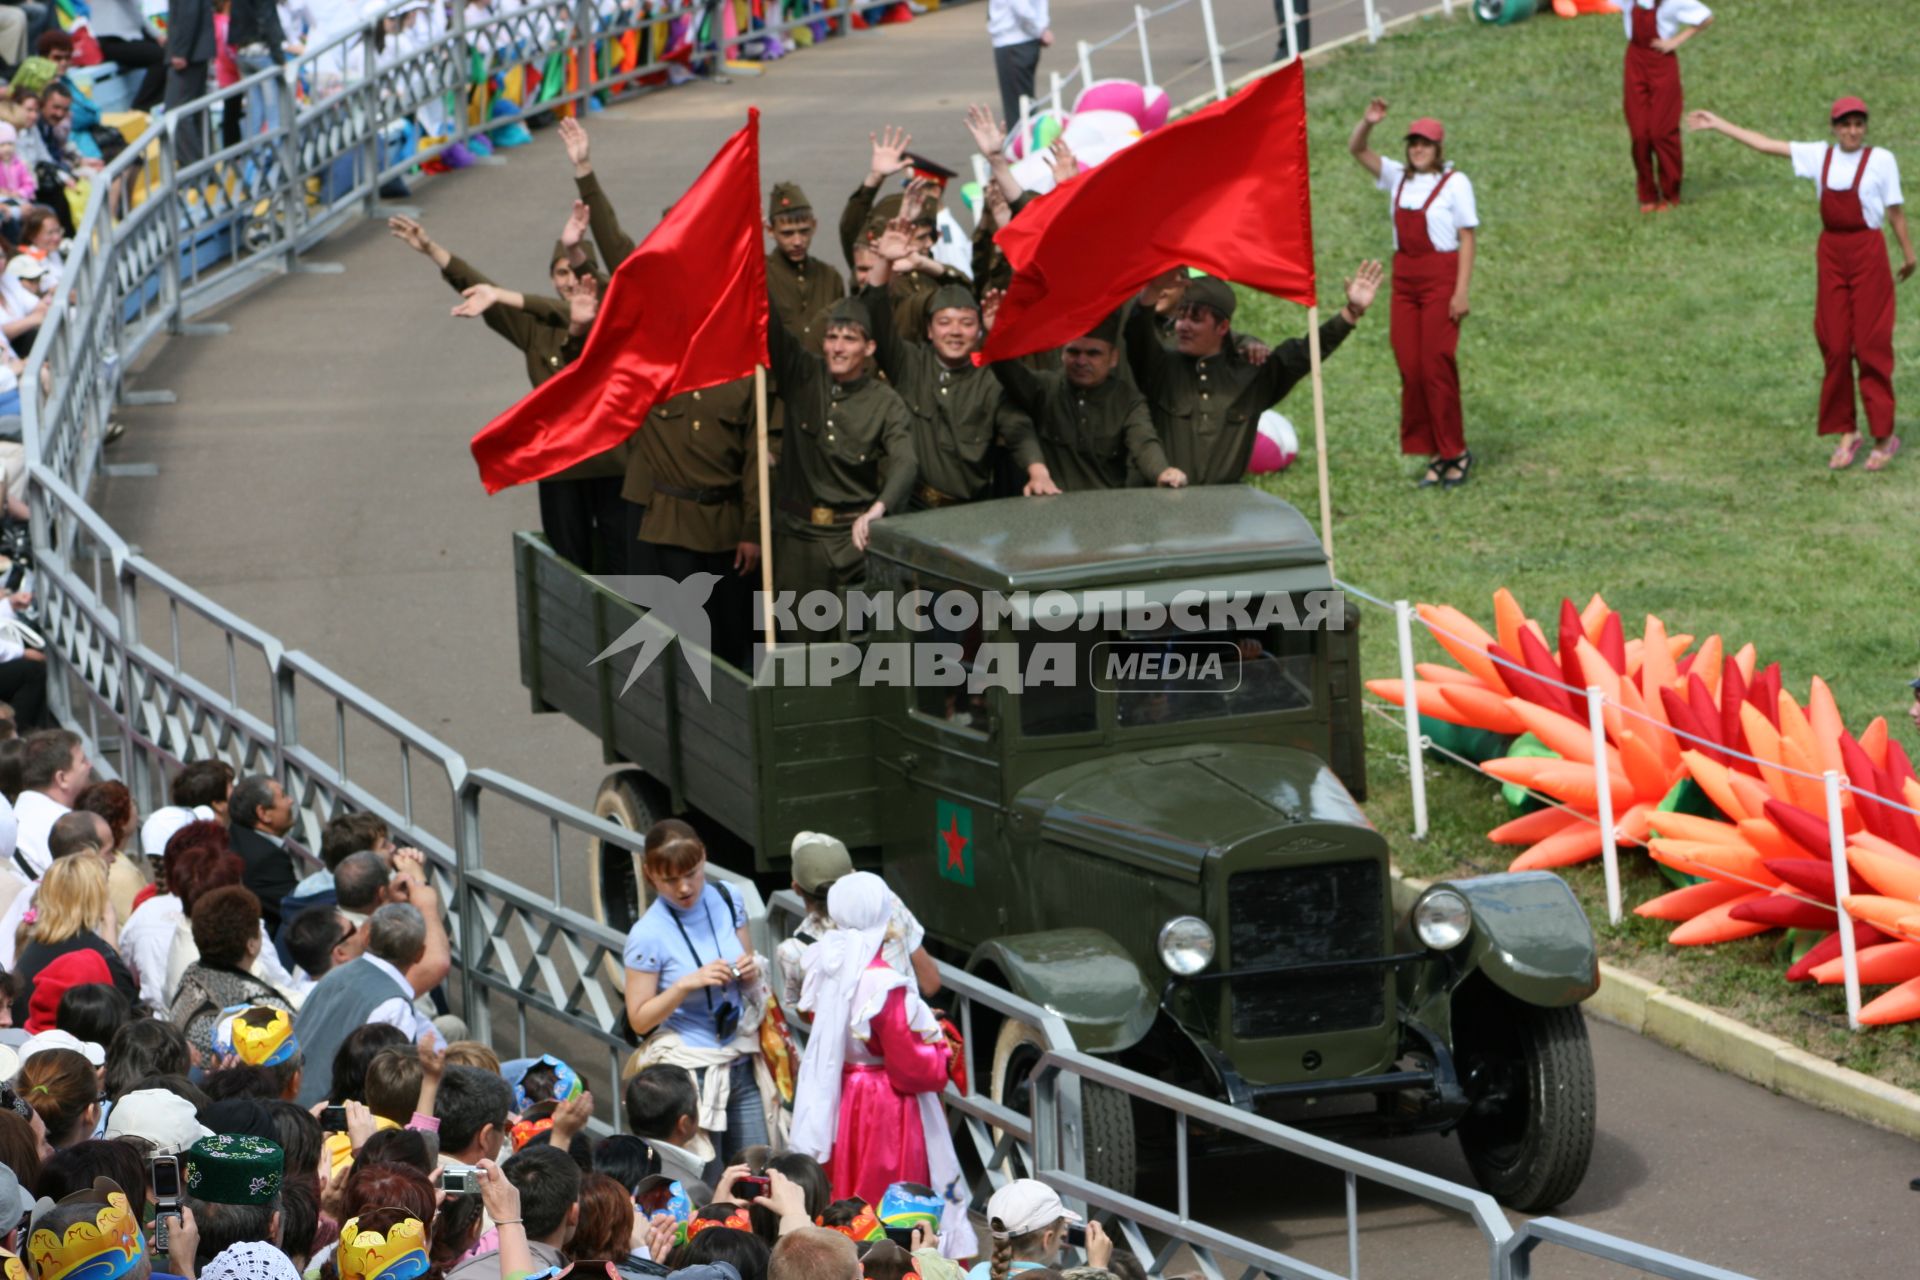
left=790, top=873, right=975, bottom=1259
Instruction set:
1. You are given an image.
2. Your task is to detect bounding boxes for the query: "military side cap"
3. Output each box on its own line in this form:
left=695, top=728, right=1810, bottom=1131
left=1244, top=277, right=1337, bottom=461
left=827, top=296, right=872, bottom=334
left=770, top=181, right=813, bottom=218
left=1183, top=276, right=1237, bottom=320
left=1084, top=307, right=1124, bottom=347
left=184, top=1135, right=284, bottom=1206
left=929, top=283, right=979, bottom=318
left=791, top=832, right=854, bottom=894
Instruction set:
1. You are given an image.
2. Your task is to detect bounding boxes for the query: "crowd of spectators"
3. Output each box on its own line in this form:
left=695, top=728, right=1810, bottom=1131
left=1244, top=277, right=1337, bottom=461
left=0, top=730, right=1155, bottom=1280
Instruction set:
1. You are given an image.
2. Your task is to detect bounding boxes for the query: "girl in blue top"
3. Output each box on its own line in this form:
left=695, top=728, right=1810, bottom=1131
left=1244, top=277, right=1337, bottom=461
left=622, top=818, right=769, bottom=1158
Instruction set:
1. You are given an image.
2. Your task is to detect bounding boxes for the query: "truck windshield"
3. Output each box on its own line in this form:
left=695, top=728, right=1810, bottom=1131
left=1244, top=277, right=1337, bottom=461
left=1111, top=625, right=1314, bottom=728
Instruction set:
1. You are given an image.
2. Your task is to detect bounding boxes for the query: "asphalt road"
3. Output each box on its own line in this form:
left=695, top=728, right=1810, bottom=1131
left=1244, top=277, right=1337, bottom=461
left=94, top=2, right=1916, bottom=1276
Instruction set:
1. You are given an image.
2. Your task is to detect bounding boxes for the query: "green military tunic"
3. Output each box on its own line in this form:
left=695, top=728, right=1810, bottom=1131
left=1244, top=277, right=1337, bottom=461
left=766, top=250, right=846, bottom=355
left=767, top=287, right=917, bottom=615
left=624, top=378, right=759, bottom=553
left=575, top=171, right=635, bottom=264
left=838, top=182, right=965, bottom=344
left=1124, top=304, right=1352, bottom=485
left=440, top=255, right=622, bottom=481
left=990, top=360, right=1170, bottom=492
left=868, top=283, right=1040, bottom=506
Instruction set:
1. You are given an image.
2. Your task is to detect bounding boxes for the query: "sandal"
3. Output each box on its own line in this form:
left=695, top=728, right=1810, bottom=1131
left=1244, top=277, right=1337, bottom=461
left=1828, top=434, right=1863, bottom=470
left=1441, top=450, right=1474, bottom=489
left=1865, top=435, right=1902, bottom=472
left=1417, top=460, right=1445, bottom=488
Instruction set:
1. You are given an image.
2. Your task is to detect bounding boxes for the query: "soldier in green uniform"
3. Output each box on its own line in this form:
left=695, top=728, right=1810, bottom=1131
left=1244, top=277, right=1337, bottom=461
left=765, top=180, right=846, bottom=353
left=990, top=310, right=1184, bottom=492
left=1124, top=265, right=1382, bottom=485
left=842, top=127, right=968, bottom=343
left=388, top=214, right=638, bottom=573
left=864, top=225, right=1052, bottom=507
left=767, top=288, right=917, bottom=640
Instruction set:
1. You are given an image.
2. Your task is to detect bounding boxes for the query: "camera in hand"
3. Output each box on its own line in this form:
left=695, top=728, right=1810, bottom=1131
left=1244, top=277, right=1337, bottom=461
left=1066, top=1223, right=1087, bottom=1249
left=733, top=1174, right=770, bottom=1200
left=882, top=1226, right=919, bottom=1250
left=320, top=1105, right=349, bottom=1132
left=442, top=1165, right=479, bottom=1196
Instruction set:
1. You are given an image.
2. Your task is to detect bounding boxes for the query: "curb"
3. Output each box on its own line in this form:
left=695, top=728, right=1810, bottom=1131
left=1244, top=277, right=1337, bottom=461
left=1395, top=869, right=1920, bottom=1142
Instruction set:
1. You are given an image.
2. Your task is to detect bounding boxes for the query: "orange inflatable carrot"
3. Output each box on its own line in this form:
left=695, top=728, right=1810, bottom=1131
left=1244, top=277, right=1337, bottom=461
left=1690, top=636, right=1723, bottom=700
left=1848, top=845, right=1920, bottom=902
left=1730, top=642, right=1757, bottom=684
left=1738, top=704, right=1794, bottom=804
left=1726, top=772, right=1775, bottom=826
left=1615, top=802, right=1654, bottom=846
left=1681, top=750, right=1753, bottom=823
left=1636, top=879, right=1749, bottom=921
left=1778, top=737, right=1835, bottom=823
left=1812, top=940, right=1920, bottom=985
left=1489, top=806, right=1583, bottom=846
left=1492, top=588, right=1527, bottom=662
left=1775, top=690, right=1819, bottom=771
left=1652, top=839, right=1777, bottom=888
left=1668, top=893, right=1773, bottom=945
left=1437, top=685, right=1528, bottom=735
left=1415, top=662, right=1482, bottom=686
left=1418, top=604, right=1512, bottom=697
left=1860, top=716, right=1890, bottom=769
left=1807, top=677, right=1847, bottom=777
left=1640, top=615, right=1678, bottom=698
left=1645, top=812, right=1745, bottom=846
left=1509, top=700, right=1600, bottom=766
left=1839, top=895, right=1920, bottom=936
left=1511, top=823, right=1607, bottom=871
left=1858, top=974, right=1920, bottom=1025
left=1578, top=594, right=1611, bottom=644
left=1735, top=818, right=1800, bottom=862
left=1619, top=731, right=1669, bottom=804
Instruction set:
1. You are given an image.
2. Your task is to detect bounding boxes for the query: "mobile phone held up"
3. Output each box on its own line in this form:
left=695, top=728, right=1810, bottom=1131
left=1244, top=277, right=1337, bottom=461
left=150, top=1155, right=181, bottom=1251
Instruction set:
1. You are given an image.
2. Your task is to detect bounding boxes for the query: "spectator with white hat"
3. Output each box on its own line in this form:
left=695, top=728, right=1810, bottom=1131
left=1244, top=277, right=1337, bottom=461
left=100, top=1085, right=214, bottom=1154
left=19, top=1028, right=104, bottom=1068
left=967, top=1180, right=1111, bottom=1280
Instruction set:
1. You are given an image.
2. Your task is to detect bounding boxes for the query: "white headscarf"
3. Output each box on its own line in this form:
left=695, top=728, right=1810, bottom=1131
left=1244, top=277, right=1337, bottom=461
left=789, top=872, right=892, bottom=1160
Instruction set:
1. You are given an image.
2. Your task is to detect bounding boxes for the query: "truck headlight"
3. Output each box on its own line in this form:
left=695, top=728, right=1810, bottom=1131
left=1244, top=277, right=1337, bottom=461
left=1413, top=889, right=1471, bottom=951
left=1158, top=916, right=1216, bottom=976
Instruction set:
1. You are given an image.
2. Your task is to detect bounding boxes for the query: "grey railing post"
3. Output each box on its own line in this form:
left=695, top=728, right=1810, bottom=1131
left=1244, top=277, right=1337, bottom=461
left=157, top=131, right=186, bottom=335
left=276, top=67, right=306, bottom=257
left=455, top=780, right=492, bottom=1044
left=114, top=568, right=155, bottom=819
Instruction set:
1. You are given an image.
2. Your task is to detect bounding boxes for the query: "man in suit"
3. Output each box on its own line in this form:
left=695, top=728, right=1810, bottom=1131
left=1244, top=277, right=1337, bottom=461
left=229, top=773, right=300, bottom=931
left=163, top=0, right=216, bottom=166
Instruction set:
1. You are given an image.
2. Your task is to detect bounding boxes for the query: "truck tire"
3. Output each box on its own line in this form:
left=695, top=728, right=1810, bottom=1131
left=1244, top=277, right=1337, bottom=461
left=990, top=1020, right=1136, bottom=1196
left=1454, top=992, right=1595, bottom=1212
left=589, top=770, right=670, bottom=985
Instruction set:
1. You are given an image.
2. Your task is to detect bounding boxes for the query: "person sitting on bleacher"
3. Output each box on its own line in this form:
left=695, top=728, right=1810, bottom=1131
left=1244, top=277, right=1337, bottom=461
left=87, top=0, right=169, bottom=112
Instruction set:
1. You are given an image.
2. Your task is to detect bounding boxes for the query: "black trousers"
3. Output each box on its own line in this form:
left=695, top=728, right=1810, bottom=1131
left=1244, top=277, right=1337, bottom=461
left=1274, top=0, right=1310, bottom=58
left=631, top=541, right=754, bottom=672
left=537, top=476, right=643, bottom=574
left=97, top=36, right=169, bottom=111
left=993, top=39, right=1042, bottom=129
left=164, top=59, right=210, bottom=168
left=0, top=656, right=48, bottom=728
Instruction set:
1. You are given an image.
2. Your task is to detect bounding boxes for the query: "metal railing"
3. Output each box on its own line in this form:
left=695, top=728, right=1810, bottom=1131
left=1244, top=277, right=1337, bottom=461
left=15, top=0, right=1751, bottom=1274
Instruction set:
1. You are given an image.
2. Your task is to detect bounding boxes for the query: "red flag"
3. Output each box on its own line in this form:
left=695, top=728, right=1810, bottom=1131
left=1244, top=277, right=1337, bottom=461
left=470, top=109, right=768, bottom=493
left=981, top=63, right=1315, bottom=364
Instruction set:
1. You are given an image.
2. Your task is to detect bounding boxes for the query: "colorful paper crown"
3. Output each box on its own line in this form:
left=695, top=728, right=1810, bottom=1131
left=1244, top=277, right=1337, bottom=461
left=688, top=1206, right=753, bottom=1239
left=338, top=1215, right=430, bottom=1280
left=821, top=1201, right=885, bottom=1243
left=511, top=1055, right=582, bottom=1114
left=26, top=1186, right=146, bottom=1280
left=184, top=1134, right=284, bottom=1206
left=878, top=1184, right=943, bottom=1230
left=0, top=1246, right=26, bottom=1280
left=214, top=1005, right=299, bottom=1068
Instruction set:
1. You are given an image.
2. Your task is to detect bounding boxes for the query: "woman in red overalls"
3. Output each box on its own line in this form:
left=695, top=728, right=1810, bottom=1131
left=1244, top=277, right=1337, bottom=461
left=1349, top=100, right=1480, bottom=488
left=1691, top=100, right=1917, bottom=471
left=1621, top=0, right=1713, bottom=212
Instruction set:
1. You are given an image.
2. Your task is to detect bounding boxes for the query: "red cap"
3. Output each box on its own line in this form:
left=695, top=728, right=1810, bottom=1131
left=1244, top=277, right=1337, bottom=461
left=26, top=949, right=112, bottom=1033
left=1405, top=117, right=1445, bottom=143
left=1831, top=96, right=1869, bottom=121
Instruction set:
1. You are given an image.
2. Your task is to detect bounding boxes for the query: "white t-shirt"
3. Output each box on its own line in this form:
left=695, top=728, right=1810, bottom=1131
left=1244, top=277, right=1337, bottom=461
left=1621, top=0, right=1711, bottom=42
left=12, top=790, right=68, bottom=880
left=1377, top=159, right=1479, bottom=253
left=1789, top=143, right=1904, bottom=230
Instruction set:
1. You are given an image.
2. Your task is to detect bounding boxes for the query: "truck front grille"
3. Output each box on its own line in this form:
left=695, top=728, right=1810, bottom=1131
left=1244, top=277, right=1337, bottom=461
left=1227, top=861, right=1386, bottom=1039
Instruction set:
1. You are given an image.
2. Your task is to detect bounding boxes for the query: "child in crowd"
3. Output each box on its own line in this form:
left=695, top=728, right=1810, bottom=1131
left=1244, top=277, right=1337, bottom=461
left=0, top=124, right=34, bottom=237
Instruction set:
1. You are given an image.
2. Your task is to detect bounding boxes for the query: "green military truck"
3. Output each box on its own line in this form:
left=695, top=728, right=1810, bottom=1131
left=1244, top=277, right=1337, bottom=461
left=514, top=487, right=1601, bottom=1211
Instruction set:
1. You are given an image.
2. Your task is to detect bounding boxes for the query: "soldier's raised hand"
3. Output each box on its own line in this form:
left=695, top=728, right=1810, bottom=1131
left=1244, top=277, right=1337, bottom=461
left=560, top=200, right=590, bottom=250
left=964, top=104, right=1006, bottom=159
left=451, top=284, right=503, bottom=317
left=388, top=215, right=431, bottom=254
left=869, top=124, right=912, bottom=180
left=559, top=116, right=591, bottom=174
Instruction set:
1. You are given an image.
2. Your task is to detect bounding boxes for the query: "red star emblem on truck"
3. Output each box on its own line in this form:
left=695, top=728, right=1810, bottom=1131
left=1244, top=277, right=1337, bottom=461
left=941, top=814, right=968, bottom=871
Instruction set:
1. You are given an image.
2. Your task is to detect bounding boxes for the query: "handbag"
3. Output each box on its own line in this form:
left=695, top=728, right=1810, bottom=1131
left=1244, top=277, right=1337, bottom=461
left=758, top=990, right=799, bottom=1106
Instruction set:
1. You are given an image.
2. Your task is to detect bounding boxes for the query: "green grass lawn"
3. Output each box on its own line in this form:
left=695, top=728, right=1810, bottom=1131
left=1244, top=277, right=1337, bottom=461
left=1231, top=0, right=1920, bottom=1083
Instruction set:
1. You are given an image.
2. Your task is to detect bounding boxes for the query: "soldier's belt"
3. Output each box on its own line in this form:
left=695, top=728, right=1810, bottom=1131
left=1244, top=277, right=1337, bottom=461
left=779, top=499, right=866, bottom=527
left=653, top=482, right=742, bottom=505
left=913, top=482, right=966, bottom=509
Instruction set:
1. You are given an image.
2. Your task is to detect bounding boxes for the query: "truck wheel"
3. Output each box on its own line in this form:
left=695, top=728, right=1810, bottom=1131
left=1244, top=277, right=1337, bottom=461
left=990, top=1020, right=1136, bottom=1196
left=1454, top=992, right=1596, bottom=1213
left=588, top=770, right=669, bottom=985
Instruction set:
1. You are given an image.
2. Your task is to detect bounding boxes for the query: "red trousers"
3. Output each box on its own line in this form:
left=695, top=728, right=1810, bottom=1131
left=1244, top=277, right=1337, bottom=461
left=1391, top=251, right=1465, bottom=458
left=1624, top=45, right=1683, bottom=205
left=1815, top=229, right=1897, bottom=438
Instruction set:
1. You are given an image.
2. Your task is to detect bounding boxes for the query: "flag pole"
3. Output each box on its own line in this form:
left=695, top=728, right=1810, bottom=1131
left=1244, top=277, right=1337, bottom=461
left=1305, top=305, right=1334, bottom=568
left=754, top=364, right=776, bottom=655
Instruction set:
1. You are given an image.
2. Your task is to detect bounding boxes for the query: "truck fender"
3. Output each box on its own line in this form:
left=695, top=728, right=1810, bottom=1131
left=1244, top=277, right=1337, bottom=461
left=1438, top=872, right=1600, bottom=1008
left=968, top=929, right=1159, bottom=1054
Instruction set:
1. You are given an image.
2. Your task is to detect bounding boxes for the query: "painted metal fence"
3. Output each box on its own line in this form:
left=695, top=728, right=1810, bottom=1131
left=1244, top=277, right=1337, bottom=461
left=13, top=0, right=1750, bottom=1273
